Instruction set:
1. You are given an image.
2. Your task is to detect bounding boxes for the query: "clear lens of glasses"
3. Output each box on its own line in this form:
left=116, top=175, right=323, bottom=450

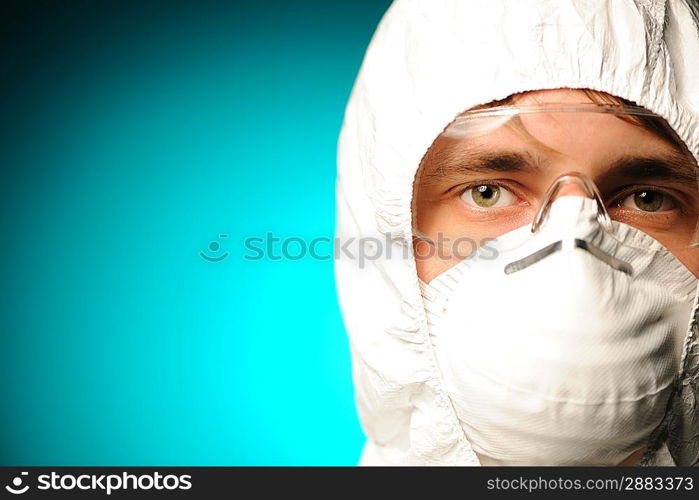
left=412, top=103, right=699, bottom=261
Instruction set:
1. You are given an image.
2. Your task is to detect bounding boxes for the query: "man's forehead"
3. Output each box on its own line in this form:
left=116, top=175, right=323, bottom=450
left=421, top=107, right=696, bottom=175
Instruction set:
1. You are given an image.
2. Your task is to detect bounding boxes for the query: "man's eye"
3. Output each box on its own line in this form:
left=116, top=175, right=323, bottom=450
left=619, top=190, right=675, bottom=212
left=460, top=184, right=517, bottom=208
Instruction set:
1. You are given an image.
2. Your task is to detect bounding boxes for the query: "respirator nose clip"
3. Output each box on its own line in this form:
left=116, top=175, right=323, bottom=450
left=504, top=238, right=634, bottom=275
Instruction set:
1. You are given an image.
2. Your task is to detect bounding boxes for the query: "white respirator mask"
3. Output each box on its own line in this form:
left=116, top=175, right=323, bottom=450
left=418, top=186, right=697, bottom=465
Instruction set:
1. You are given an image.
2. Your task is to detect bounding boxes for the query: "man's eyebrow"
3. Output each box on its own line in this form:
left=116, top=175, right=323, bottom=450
left=602, top=155, right=697, bottom=187
left=423, top=149, right=542, bottom=178
left=423, top=148, right=698, bottom=186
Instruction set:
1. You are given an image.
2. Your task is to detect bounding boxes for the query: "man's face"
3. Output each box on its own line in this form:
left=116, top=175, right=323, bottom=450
left=413, top=89, right=699, bottom=281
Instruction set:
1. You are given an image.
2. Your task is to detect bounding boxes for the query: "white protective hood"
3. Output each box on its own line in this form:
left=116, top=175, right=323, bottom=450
left=335, top=0, right=699, bottom=465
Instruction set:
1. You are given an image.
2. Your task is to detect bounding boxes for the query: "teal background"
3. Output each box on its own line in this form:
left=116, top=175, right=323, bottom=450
left=0, top=0, right=390, bottom=465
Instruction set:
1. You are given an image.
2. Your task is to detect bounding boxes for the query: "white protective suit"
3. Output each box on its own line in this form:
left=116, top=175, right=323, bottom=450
left=335, top=0, right=699, bottom=465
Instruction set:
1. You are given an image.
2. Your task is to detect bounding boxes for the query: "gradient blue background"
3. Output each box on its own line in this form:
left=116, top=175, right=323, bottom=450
left=0, top=0, right=391, bottom=465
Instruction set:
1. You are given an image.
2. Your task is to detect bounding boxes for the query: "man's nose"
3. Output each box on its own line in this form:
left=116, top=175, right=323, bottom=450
left=554, top=182, right=592, bottom=198
left=531, top=171, right=614, bottom=236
